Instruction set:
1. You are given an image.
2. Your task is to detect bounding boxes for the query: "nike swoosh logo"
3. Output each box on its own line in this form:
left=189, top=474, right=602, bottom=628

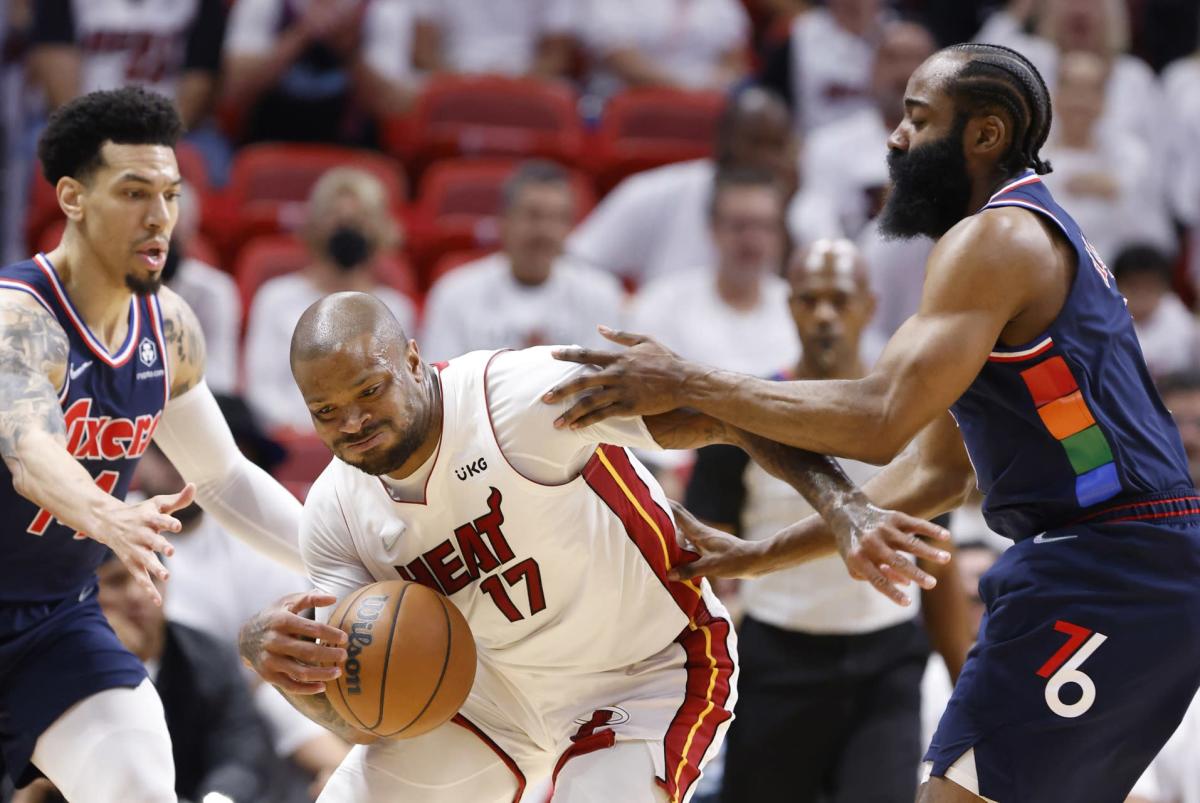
left=381, top=524, right=406, bottom=552
left=69, top=360, right=93, bottom=380
left=1033, top=533, right=1078, bottom=544
left=78, top=585, right=94, bottom=602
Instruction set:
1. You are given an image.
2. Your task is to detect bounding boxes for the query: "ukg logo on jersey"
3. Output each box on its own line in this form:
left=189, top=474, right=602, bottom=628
left=63, top=398, right=160, bottom=460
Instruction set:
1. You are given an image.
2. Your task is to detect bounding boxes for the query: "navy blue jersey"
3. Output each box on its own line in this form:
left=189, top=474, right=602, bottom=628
left=949, top=172, right=1194, bottom=541
left=0, top=253, right=169, bottom=602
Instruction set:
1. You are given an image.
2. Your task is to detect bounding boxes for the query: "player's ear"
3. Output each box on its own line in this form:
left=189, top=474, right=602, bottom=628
left=57, top=177, right=86, bottom=222
left=966, top=113, right=1009, bottom=162
left=405, top=339, right=423, bottom=376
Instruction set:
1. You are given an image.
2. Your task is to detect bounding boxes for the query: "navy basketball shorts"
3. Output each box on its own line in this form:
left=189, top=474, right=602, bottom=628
left=0, top=584, right=146, bottom=788
left=925, top=511, right=1200, bottom=803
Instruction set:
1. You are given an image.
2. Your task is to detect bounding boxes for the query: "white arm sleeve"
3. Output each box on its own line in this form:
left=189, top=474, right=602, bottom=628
left=301, top=474, right=375, bottom=622
left=154, top=381, right=304, bottom=573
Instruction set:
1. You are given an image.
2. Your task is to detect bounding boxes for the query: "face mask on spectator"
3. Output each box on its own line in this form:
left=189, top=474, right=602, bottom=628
left=326, top=225, right=374, bottom=271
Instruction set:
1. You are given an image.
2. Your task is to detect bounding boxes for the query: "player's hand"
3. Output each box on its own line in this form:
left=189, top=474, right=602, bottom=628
left=239, top=591, right=350, bottom=695
left=545, top=327, right=699, bottom=428
left=667, top=501, right=771, bottom=580
left=82, top=484, right=195, bottom=606
left=828, top=503, right=952, bottom=606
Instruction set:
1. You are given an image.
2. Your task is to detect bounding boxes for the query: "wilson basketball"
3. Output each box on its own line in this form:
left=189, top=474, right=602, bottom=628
left=326, top=580, right=477, bottom=738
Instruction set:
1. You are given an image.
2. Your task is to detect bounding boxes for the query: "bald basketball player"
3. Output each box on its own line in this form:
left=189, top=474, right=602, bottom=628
left=237, top=292, right=949, bottom=803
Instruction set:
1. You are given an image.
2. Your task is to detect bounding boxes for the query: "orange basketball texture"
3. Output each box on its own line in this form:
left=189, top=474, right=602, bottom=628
left=326, top=580, right=477, bottom=738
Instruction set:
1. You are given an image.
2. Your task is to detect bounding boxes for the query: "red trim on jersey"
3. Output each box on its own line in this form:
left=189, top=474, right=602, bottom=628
left=146, top=295, right=171, bottom=403
left=658, top=609, right=735, bottom=803
left=1105, top=507, right=1200, bottom=524
left=988, top=173, right=1042, bottom=202
left=34, top=253, right=140, bottom=367
left=582, top=444, right=735, bottom=803
left=450, top=714, right=526, bottom=803
left=1074, top=495, right=1200, bottom=522
left=987, top=336, right=1055, bottom=363
left=549, top=728, right=617, bottom=789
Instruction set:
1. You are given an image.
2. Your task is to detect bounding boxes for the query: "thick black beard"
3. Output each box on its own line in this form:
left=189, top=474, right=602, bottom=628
left=878, top=116, right=973, bottom=240
left=347, top=422, right=428, bottom=476
left=125, top=272, right=163, bottom=296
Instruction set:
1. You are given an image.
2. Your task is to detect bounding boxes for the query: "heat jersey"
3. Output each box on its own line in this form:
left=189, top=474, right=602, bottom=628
left=0, top=253, right=169, bottom=602
left=302, top=348, right=733, bottom=676
left=949, top=172, right=1195, bottom=541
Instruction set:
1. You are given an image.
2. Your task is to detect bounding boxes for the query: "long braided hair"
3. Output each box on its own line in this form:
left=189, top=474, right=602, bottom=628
left=945, top=43, right=1054, bottom=176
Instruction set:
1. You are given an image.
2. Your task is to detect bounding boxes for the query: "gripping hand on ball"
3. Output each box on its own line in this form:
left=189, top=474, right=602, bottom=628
left=239, top=591, right=349, bottom=694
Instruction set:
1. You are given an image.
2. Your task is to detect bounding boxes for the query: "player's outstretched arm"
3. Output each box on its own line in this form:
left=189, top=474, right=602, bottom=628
left=670, top=414, right=976, bottom=606
left=546, top=211, right=1042, bottom=464
left=153, top=287, right=306, bottom=572
left=0, top=293, right=188, bottom=604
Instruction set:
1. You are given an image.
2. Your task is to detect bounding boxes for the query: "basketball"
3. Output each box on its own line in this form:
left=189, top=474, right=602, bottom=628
left=325, top=580, right=477, bottom=739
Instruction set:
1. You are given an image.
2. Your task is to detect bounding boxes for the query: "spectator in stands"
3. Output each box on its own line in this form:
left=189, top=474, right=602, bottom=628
left=758, top=0, right=887, bottom=133
left=27, top=0, right=226, bottom=130
left=421, top=160, right=624, bottom=362
left=133, top=403, right=348, bottom=801
left=1159, top=372, right=1200, bottom=496
left=1164, top=39, right=1200, bottom=294
left=626, top=166, right=799, bottom=376
left=797, top=20, right=935, bottom=353
left=569, top=87, right=837, bottom=285
left=222, top=0, right=416, bottom=146
left=1041, top=51, right=1175, bottom=264
left=244, top=167, right=415, bottom=432
left=1113, top=246, right=1200, bottom=378
left=162, top=182, right=239, bottom=394
left=96, top=553, right=278, bottom=803
left=579, top=0, right=749, bottom=98
left=413, top=0, right=575, bottom=78
left=684, top=238, right=971, bottom=803
left=976, top=0, right=1169, bottom=171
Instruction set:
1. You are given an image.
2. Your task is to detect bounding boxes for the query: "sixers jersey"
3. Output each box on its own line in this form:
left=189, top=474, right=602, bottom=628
left=0, top=254, right=169, bottom=601
left=949, top=173, right=1194, bottom=541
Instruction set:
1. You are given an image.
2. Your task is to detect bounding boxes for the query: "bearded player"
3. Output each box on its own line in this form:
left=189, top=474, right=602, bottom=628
left=0, top=88, right=309, bottom=801
left=542, top=43, right=1200, bottom=802
left=236, top=292, right=949, bottom=803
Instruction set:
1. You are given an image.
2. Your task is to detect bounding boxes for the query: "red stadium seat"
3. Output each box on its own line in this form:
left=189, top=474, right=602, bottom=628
left=409, top=159, right=594, bottom=286
left=218, top=144, right=407, bottom=255
left=271, top=429, right=332, bottom=496
left=589, top=88, right=726, bottom=193
left=24, top=141, right=213, bottom=254
left=234, top=234, right=418, bottom=318
left=384, top=75, right=584, bottom=170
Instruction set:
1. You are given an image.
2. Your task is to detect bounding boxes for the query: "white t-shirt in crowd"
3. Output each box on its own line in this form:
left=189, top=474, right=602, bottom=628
left=580, top=0, right=749, bottom=94
left=161, top=513, right=326, bottom=757
left=1164, top=55, right=1200, bottom=290
left=627, top=268, right=799, bottom=377
left=1040, top=131, right=1176, bottom=265
left=414, top=0, right=574, bottom=75
left=569, top=158, right=839, bottom=285
left=420, top=252, right=626, bottom=363
left=1131, top=692, right=1200, bottom=803
left=789, top=8, right=877, bottom=133
left=1132, top=293, right=1200, bottom=379
left=225, top=0, right=416, bottom=83
left=243, top=272, right=417, bottom=432
left=167, top=257, right=240, bottom=395
left=801, top=106, right=891, bottom=239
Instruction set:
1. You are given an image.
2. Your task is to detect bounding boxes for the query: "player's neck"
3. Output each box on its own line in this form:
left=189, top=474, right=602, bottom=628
left=970, top=167, right=1026, bottom=216
left=46, top=238, right=137, bottom=351
left=386, top=370, right=443, bottom=481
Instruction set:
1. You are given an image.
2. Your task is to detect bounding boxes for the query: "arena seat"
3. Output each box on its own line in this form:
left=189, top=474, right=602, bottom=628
left=219, top=144, right=407, bottom=256
left=271, top=429, right=332, bottom=497
left=409, top=158, right=594, bottom=287
left=233, top=234, right=418, bottom=317
left=383, top=74, right=584, bottom=170
left=589, top=88, right=726, bottom=193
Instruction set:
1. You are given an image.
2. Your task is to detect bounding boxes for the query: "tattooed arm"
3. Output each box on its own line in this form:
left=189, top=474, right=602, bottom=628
left=0, top=292, right=189, bottom=603
left=152, top=288, right=305, bottom=570
left=643, top=409, right=952, bottom=601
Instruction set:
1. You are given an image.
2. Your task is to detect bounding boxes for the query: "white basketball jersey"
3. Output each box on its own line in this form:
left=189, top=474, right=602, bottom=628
left=70, top=0, right=203, bottom=97
left=305, top=350, right=725, bottom=674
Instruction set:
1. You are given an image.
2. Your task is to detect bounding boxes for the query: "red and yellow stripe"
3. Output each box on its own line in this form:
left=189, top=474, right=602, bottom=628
left=583, top=445, right=735, bottom=803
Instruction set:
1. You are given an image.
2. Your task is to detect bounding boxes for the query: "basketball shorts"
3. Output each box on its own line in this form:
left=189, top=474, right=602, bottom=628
left=0, top=583, right=146, bottom=787
left=319, top=605, right=737, bottom=803
left=924, top=504, right=1200, bottom=803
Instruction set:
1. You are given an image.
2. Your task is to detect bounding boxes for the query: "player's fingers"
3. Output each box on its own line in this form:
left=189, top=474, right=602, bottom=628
left=667, top=563, right=701, bottom=581
left=272, top=636, right=347, bottom=667
left=131, top=562, right=164, bottom=606
left=850, top=556, right=910, bottom=607
left=279, top=610, right=350, bottom=646
left=154, top=483, right=197, bottom=514
left=264, top=652, right=342, bottom=683
left=565, top=400, right=625, bottom=430
left=554, top=391, right=620, bottom=429
left=893, top=530, right=952, bottom=565
left=886, top=510, right=951, bottom=543
left=879, top=563, right=916, bottom=588
left=870, top=542, right=936, bottom=590
left=549, top=346, right=618, bottom=371
left=286, top=591, right=341, bottom=614
left=597, top=325, right=648, bottom=347
left=541, top=369, right=612, bottom=404
left=272, top=676, right=328, bottom=695
left=148, top=511, right=182, bottom=536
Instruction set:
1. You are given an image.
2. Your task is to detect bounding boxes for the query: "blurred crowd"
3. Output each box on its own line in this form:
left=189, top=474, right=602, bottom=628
left=2, top=0, right=1200, bottom=802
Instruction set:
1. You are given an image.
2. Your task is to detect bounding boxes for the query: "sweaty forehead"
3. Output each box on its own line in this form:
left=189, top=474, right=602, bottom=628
left=906, top=52, right=968, bottom=105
